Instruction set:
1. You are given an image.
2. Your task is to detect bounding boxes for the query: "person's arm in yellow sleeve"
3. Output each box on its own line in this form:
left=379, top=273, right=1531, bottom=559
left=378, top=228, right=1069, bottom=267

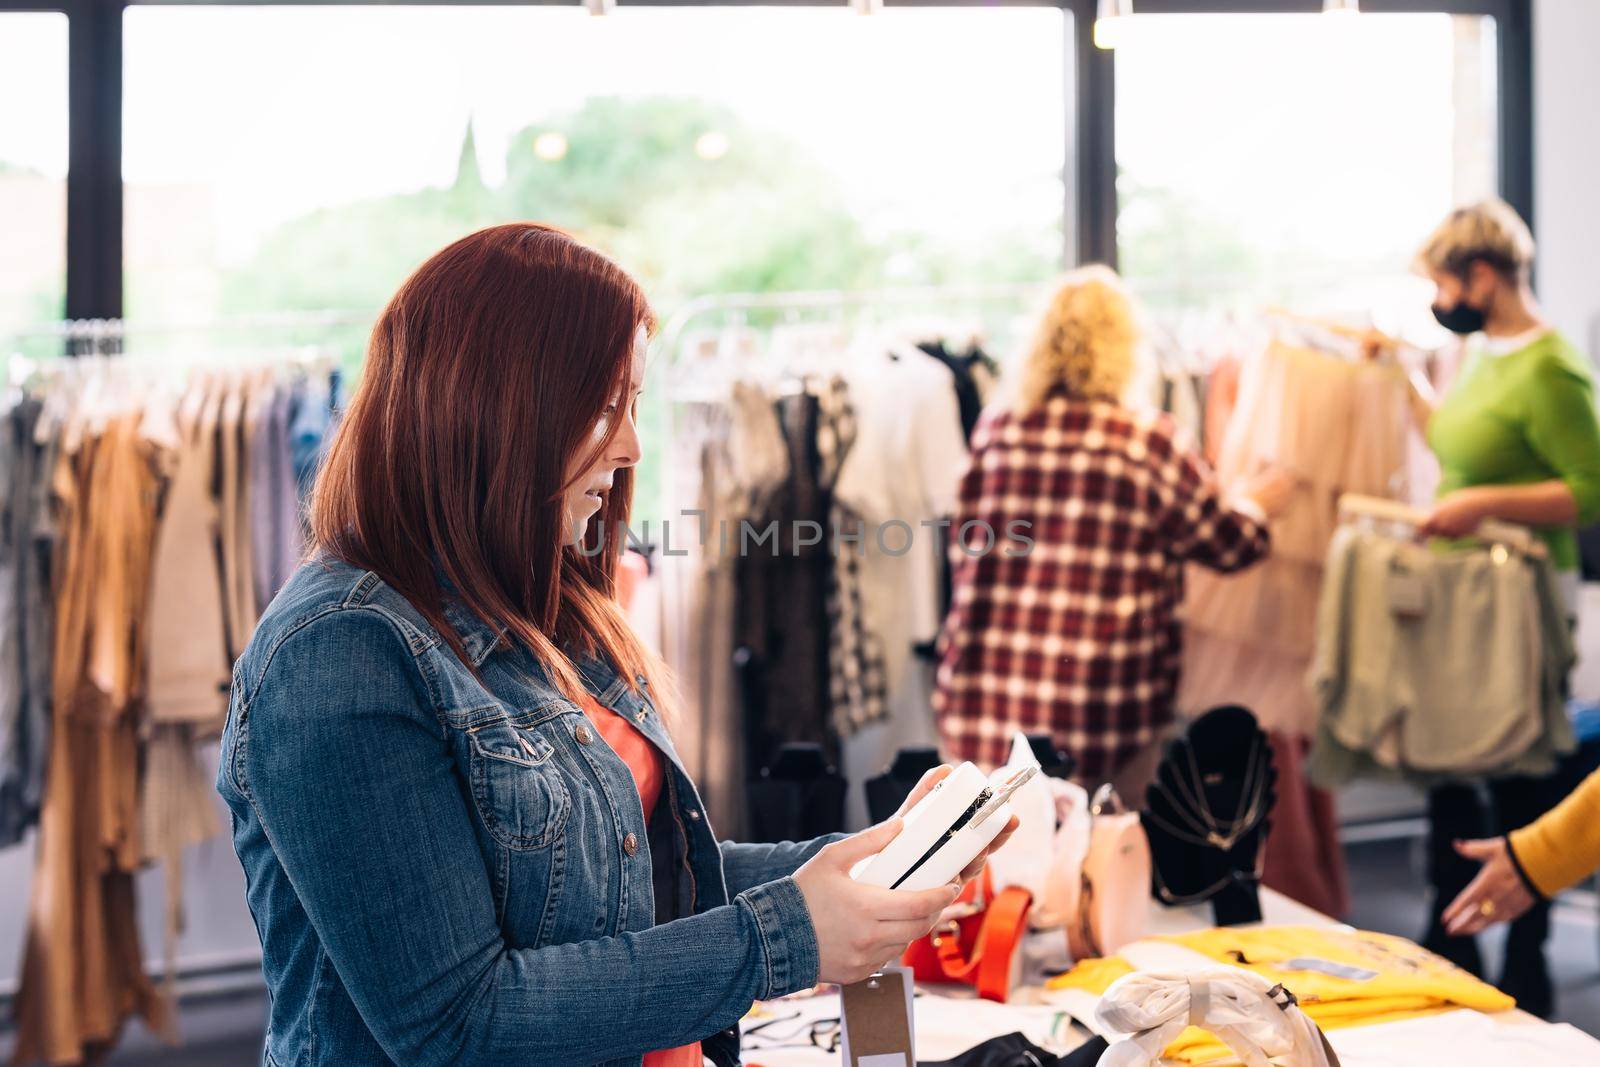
left=1509, top=766, right=1600, bottom=896
left=1443, top=767, right=1600, bottom=935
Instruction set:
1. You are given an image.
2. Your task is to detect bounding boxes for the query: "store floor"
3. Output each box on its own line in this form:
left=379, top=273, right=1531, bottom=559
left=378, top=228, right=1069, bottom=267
left=5, top=839, right=1589, bottom=1065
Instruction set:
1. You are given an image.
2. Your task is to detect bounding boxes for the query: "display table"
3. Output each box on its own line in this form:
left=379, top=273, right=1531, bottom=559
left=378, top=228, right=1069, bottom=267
left=738, top=888, right=1600, bottom=1065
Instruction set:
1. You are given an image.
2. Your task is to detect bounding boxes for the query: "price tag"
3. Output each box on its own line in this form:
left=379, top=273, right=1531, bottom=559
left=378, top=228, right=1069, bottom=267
left=839, top=967, right=915, bottom=1067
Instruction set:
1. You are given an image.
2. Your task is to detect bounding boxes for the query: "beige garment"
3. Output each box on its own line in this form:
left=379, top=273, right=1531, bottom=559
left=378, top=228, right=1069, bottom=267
left=145, top=374, right=231, bottom=728
left=657, top=385, right=790, bottom=838
left=139, top=724, right=223, bottom=995
left=197, top=376, right=234, bottom=661
left=1179, top=630, right=1318, bottom=737
left=1309, top=527, right=1560, bottom=777
left=140, top=377, right=229, bottom=987
left=1181, top=342, right=1410, bottom=736
left=14, top=413, right=173, bottom=1066
left=658, top=401, right=742, bottom=838
left=217, top=374, right=258, bottom=662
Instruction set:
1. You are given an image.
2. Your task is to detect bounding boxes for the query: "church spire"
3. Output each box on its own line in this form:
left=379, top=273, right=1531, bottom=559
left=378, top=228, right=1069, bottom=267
left=454, top=115, right=483, bottom=191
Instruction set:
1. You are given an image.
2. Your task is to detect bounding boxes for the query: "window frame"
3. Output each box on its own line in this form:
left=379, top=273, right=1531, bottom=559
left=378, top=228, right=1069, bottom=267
left=2, top=0, right=1531, bottom=320
left=1069, top=0, right=1533, bottom=269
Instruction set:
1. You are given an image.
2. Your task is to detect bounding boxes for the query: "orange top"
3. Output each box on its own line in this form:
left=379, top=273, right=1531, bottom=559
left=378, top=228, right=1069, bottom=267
left=577, top=693, right=700, bottom=1067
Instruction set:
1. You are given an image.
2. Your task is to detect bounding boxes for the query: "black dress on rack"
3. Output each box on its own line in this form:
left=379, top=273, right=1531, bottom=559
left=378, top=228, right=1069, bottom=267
left=734, top=389, right=846, bottom=840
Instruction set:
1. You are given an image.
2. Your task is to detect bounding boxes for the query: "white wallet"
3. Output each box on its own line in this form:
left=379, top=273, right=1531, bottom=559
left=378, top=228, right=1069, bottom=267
left=850, top=761, right=1038, bottom=891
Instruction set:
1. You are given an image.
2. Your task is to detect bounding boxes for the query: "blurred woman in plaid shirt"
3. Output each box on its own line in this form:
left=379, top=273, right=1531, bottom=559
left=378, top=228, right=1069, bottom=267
left=933, top=266, right=1292, bottom=799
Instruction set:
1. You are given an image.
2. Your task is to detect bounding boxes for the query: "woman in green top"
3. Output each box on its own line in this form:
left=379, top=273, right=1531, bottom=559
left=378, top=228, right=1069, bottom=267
left=1373, top=198, right=1600, bottom=1017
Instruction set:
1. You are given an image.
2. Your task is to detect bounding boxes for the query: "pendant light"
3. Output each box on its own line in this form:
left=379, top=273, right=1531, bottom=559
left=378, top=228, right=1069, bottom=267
left=1323, top=0, right=1360, bottom=13
left=1094, top=0, right=1133, bottom=51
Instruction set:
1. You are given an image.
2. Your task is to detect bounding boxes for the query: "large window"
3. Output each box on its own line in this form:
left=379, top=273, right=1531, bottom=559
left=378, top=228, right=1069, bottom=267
left=121, top=3, right=1066, bottom=521
left=0, top=11, right=68, bottom=354
left=1114, top=12, right=1499, bottom=342
left=123, top=5, right=1067, bottom=337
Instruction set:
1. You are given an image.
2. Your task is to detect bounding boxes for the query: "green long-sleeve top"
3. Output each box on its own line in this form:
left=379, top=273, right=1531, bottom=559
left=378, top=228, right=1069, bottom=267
left=1427, top=331, right=1600, bottom=572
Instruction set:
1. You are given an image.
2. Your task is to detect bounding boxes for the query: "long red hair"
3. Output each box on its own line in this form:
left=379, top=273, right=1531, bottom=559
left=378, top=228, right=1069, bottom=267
left=311, top=223, right=670, bottom=710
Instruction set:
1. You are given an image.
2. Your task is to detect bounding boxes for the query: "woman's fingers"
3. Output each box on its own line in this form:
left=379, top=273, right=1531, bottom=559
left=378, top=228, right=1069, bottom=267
left=1441, top=839, right=1535, bottom=936
left=875, top=916, right=949, bottom=948
left=895, top=765, right=954, bottom=818
left=1442, top=876, right=1493, bottom=935
left=862, top=881, right=962, bottom=922
left=1453, top=838, right=1501, bottom=862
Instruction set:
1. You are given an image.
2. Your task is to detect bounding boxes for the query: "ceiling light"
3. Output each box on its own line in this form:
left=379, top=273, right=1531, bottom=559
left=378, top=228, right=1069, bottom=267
left=533, top=132, right=569, bottom=162
left=584, top=0, right=615, bottom=16
left=850, top=0, right=883, bottom=14
left=1323, top=0, right=1359, bottom=13
left=695, top=131, right=730, bottom=161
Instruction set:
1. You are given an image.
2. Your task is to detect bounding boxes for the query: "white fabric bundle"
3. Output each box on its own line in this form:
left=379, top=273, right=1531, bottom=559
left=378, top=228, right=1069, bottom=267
left=1095, top=968, right=1336, bottom=1067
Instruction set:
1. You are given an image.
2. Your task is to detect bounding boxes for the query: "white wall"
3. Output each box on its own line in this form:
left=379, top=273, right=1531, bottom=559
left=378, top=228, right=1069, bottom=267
left=1535, top=0, right=1600, bottom=359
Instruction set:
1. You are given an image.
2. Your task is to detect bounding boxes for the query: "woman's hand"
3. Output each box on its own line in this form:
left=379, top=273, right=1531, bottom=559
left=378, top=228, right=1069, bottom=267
left=891, top=765, right=1021, bottom=885
left=1441, top=838, right=1538, bottom=936
left=1238, top=466, right=1297, bottom=520
left=794, top=820, right=963, bottom=985
left=893, top=765, right=954, bottom=818
left=1419, top=489, right=1488, bottom=538
left=1357, top=328, right=1400, bottom=364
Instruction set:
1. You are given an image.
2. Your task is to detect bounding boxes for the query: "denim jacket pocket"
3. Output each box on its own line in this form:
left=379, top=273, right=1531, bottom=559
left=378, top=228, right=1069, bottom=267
left=468, top=724, right=572, bottom=851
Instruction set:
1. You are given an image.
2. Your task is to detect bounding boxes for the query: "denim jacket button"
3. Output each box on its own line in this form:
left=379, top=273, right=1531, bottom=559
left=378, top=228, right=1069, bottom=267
left=574, top=723, right=594, bottom=746
left=623, top=832, right=639, bottom=857
left=687, top=809, right=702, bottom=822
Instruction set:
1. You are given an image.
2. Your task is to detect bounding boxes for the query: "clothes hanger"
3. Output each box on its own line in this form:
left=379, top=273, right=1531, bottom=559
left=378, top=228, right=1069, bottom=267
left=1338, top=492, right=1543, bottom=557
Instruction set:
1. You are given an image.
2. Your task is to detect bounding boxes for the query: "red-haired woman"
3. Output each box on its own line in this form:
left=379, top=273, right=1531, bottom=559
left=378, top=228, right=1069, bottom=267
left=216, top=224, right=1010, bottom=1066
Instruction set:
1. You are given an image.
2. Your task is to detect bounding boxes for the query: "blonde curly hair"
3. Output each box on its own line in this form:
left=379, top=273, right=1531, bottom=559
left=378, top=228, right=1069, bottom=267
left=1016, top=265, right=1138, bottom=412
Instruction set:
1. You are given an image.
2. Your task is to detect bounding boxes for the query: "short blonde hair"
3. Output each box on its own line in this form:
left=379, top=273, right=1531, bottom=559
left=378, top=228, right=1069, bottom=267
left=1414, top=198, right=1535, bottom=282
left=1017, top=265, right=1138, bottom=412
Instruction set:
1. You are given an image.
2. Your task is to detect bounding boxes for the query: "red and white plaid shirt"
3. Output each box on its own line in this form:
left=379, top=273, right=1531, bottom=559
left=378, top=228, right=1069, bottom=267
left=933, top=394, right=1269, bottom=780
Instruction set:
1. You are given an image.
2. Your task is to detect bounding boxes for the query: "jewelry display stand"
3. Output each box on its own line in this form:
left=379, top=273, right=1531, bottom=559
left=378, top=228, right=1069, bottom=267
left=1141, top=705, right=1277, bottom=926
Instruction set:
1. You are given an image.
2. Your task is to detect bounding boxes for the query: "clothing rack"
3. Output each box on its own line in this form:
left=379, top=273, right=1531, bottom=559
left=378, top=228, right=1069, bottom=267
left=650, top=283, right=1041, bottom=839
left=656, top=281, right=1047, bottom=370
left=6, top=310, right=376, bottom=359
left=1, top=312, right=359, bottom=1050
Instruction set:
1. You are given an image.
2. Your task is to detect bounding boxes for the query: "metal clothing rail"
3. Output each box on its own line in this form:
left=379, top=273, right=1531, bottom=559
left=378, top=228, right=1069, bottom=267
left=7, top=310, right=378, bottom=356
left=654, top=282, right=1049, bottom=368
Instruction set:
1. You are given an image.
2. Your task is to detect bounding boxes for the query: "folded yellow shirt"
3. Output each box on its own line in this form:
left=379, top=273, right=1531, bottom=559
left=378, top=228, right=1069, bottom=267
left=1047, top=926, right=1514, bottom=1065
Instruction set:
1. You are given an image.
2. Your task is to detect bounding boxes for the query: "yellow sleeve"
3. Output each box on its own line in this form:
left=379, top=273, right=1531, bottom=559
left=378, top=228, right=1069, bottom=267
left=1509, top=766, right=1600, bottom=898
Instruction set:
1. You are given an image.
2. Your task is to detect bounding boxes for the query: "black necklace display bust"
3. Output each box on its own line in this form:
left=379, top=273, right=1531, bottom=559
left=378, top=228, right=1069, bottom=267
left=1141, top=704, right=1278, bottom=926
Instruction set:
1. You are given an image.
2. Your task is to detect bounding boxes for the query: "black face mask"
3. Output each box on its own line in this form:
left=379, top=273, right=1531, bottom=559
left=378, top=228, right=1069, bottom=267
left=1432, top=298, right=1487, bottom=336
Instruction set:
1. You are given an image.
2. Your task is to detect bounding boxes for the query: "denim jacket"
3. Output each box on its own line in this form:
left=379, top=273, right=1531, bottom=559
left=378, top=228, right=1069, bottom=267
left=217, top=557, right=832, bottom=1066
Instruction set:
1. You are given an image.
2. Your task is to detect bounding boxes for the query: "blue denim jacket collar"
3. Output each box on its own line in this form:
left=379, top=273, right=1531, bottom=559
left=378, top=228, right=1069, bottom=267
left=431, top=560, right=648, bottom=706
left=440, top=595, right=509, bottom=667
left=430, top=558, right=510, bottom=667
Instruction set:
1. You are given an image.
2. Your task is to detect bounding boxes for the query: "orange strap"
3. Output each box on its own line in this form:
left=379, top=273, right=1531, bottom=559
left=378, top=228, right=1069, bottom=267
left=931, top=885, right=1033, bottom=1002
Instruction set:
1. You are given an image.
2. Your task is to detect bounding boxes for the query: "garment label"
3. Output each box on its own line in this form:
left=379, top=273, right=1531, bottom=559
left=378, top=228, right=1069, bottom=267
left=1281, top=956, right=1380, bottom=982
left=1386, top=566, right=1427, bottom=618
left=840, top=967, right=915, bottom=1067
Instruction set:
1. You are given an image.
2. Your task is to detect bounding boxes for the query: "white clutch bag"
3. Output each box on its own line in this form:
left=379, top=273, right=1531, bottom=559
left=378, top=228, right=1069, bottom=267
left=850, top=761, right=1038, bottom=891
